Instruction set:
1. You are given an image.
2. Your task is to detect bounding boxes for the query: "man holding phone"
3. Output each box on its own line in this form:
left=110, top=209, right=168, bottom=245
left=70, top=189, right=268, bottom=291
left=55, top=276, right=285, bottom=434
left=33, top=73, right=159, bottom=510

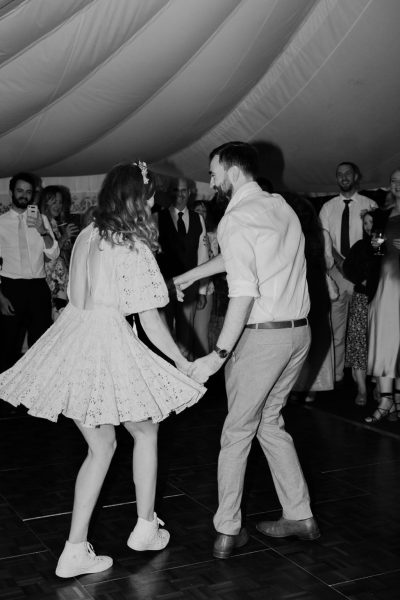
left=0, top=172, right=59, bottom=372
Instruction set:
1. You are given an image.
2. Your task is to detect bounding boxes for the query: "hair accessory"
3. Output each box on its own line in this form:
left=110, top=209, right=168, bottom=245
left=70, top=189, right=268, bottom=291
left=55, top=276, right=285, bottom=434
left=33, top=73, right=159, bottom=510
left=133, top=160, right=149, bottom=184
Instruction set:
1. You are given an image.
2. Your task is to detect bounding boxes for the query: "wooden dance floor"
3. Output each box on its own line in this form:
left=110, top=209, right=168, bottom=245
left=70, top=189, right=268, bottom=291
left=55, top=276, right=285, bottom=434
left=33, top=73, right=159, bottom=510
left=1, top=373, right=399, bottom=599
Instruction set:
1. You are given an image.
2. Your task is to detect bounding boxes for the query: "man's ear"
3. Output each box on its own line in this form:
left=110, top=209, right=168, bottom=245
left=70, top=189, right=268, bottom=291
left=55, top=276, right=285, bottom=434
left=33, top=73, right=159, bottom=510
left=228, top=165, right=240, bottom=183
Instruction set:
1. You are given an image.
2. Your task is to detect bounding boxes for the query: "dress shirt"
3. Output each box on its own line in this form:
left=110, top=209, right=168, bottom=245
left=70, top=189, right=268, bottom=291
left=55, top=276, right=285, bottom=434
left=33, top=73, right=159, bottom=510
left=217, top=182, right=310, bottom=323
left=0, top=208, right=59, bottom=279
left=319, top=193, right=377, bottom=257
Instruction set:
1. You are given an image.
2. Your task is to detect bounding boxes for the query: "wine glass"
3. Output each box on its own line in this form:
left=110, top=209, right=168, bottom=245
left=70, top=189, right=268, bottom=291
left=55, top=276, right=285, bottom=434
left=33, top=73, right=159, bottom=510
left=371, top=231, right=386, bottom=255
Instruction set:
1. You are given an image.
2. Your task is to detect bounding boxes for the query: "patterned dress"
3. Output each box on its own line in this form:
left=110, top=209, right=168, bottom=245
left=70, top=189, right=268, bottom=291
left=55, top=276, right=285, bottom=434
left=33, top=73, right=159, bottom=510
left=0, top=224, right=206, bottom=427
left=368, top=213, right=400, bottom=377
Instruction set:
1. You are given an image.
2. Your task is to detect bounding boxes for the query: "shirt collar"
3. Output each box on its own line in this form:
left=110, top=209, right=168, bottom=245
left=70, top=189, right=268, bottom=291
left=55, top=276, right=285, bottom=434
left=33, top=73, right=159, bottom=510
left=339, top=192, right=358, bottom=202
left=172, top=205, right=188, bottom=216
left=10, top=207, right=26, bottom=218
left=225, top=181, right=262, bottom=215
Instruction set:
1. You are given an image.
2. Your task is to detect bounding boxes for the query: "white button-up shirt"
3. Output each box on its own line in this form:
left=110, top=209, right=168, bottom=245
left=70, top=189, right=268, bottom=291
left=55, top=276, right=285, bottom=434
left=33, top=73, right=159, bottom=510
left=217, top=182, right=310, bottom=323
left=319, top=192, right=377, bottom=257
left=0, top=208, right=59, bottom=279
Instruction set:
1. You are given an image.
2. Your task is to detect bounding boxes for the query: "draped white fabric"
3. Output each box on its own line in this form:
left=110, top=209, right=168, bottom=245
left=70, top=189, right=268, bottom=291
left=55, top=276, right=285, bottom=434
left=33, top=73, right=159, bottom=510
left=0, top=0, right=399, bottom=192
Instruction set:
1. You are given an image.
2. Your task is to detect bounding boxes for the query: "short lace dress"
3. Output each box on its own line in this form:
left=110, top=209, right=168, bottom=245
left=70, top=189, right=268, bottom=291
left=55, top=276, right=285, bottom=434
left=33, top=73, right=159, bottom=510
left=0, top=224, right=206, bottom=427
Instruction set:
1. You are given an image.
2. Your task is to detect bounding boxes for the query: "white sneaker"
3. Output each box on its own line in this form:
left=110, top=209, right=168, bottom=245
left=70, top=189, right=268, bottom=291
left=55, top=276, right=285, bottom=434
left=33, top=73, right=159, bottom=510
left=127, top=512, right=170, bottom=551
left=55, top=541, right=113, bottom=578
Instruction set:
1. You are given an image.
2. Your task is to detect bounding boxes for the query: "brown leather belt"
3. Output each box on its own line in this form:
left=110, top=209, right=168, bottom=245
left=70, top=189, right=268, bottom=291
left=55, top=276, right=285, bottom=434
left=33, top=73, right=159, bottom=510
left=246, top=318, right=308, bottom=330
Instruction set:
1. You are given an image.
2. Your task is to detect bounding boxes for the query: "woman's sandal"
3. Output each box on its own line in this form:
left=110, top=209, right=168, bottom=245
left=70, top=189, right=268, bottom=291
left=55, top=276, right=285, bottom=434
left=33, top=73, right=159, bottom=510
left=364, top=392, right=394, bottom=423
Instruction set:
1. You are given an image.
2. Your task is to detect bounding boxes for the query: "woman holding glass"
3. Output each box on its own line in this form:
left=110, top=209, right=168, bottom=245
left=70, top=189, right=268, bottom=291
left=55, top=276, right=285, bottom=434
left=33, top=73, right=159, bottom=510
left=366, top=169, right=400, bottom=422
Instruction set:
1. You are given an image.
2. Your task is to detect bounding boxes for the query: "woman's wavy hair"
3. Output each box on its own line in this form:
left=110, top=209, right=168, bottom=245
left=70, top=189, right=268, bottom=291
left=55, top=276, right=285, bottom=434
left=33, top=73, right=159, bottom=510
left=94, top=162, right=159, bottom=252
left=39, top=185, right=71, bottom=222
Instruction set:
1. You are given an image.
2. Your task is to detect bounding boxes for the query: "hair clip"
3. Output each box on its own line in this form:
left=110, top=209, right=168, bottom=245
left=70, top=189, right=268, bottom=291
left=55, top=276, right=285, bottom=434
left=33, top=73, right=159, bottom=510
left=133, top=160, right=149, bottom=184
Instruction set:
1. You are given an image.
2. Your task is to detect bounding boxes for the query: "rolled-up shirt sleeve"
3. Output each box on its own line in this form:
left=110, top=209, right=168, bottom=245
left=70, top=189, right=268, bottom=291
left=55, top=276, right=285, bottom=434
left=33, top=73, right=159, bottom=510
left=218, top=214, right=260, bottom=298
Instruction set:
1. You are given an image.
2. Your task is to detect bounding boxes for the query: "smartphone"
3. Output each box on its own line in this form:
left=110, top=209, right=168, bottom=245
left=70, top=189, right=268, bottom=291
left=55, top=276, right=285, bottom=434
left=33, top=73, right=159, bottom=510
left=27, top=205, right=38, bottom=218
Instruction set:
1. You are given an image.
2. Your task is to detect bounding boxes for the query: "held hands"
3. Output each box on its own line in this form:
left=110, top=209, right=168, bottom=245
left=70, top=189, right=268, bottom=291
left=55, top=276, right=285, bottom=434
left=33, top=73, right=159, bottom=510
left=176, top=358, right=209, bottom=384
left=188, top=352, right=224, bottom=383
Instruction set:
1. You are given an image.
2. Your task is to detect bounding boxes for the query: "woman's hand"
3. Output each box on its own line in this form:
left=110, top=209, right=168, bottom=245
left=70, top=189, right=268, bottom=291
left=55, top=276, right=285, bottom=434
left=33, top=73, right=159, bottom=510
left=64, top=223, right=79, bottom=239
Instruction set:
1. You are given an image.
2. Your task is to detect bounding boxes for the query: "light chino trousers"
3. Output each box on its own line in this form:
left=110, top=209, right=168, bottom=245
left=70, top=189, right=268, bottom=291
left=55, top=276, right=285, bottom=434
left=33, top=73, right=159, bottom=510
left=213, top=324, right=312, bottom=535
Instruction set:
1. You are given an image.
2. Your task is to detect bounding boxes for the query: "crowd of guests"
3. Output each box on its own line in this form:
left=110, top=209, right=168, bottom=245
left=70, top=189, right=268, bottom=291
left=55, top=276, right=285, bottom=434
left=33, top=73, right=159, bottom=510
left=0, top=147, right=399, bottom=580
left=0, top=161, right=399, bottom=423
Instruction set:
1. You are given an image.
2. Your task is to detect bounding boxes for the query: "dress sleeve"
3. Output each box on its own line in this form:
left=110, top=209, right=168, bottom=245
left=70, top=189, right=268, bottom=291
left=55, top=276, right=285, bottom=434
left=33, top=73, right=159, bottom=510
left=117, top=242, right=169, bottom=315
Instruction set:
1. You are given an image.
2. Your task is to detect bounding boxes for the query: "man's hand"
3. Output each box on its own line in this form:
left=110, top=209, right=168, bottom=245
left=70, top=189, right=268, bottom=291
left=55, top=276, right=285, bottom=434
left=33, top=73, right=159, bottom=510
left=166, top=278, right=186, bottom=302
left=173, top=273, right=196, bottom=291
left=0, top=293, right=15, bottom=316
left=188, top=352, right=224, bottom=382
left=197, top=294, right=207, bottom=310
left=27, top=211, right=47, bottom=235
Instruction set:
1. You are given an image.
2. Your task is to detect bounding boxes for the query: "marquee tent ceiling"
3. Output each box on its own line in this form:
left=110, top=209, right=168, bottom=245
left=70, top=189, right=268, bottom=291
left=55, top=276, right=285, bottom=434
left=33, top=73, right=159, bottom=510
left=1, top=0, right=399, bottom=192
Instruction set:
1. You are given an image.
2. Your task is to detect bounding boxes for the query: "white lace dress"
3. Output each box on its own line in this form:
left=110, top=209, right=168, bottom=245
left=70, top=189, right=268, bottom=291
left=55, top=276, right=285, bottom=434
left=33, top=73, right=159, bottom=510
left=0, top=225, right=206, bottom=427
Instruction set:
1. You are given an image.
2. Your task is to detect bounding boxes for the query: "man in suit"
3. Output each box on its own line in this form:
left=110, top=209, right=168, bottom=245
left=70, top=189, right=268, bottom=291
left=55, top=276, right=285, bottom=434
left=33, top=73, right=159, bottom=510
left=319, top=162, right=377, bottom=383
left=157, top=178, right=209, bottom=359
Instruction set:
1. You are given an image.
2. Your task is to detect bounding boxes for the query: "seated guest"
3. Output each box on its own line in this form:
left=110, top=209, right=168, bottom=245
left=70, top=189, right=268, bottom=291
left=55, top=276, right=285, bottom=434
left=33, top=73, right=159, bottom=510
left=0, top=172, right=59, bottom=371
left=343, top=210, right=381, bottom=406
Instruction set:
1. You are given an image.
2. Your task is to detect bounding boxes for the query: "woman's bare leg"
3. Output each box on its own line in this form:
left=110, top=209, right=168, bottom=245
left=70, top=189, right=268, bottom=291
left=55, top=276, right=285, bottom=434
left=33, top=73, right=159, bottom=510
left=68, top=422, right=117, bottom=543
left=124, top=419, right=159, bottom=521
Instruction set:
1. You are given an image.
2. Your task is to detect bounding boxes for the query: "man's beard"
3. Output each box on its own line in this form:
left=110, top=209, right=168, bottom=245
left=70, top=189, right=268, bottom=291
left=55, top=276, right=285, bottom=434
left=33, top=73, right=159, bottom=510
left=215, top=179, right=233, bottom=202
left=338, top=182, right=353, bottom=193
left=12, top=194, right=29, bottom=209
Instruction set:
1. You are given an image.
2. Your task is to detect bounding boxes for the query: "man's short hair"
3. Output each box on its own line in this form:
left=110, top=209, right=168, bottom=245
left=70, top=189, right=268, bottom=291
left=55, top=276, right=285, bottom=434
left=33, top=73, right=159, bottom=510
left=209, top=142, right=259, bottom=178
left=9, top=172, right=37, bottom=193
left=336, top=162, right=362, bottom=181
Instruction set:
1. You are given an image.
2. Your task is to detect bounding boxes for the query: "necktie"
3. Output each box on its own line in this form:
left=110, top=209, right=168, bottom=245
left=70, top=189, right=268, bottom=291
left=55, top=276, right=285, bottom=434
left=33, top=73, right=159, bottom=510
left=18, top=214, right=31, bottom=276
left=340, top=199, right=351, bottom=257
left=177, top=211, right=186, bottom=237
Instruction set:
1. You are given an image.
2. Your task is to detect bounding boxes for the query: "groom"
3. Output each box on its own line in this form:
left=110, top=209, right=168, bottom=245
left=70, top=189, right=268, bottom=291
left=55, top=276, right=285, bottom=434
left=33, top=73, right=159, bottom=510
left=184, top=141, right=320, bottom=558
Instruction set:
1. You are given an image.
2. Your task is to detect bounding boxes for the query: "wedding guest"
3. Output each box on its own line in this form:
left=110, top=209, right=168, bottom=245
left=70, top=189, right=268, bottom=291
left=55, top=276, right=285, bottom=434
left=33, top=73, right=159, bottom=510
left=191, top=200, right=219, bottom=356
left=0, top=172, right=58, bottom=371
left=366, top=169, right=400, bottom=422
left=343, top=210, right=381, bottom=406
left=39, top=186, right=77, bottom=318
left=319, top=163, right=377, bottom=384
left=0, top=162, right=206, bottom=577
left=287, top=195, right=334, bottom=402
left=157, top=179, right=209, bottom=359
